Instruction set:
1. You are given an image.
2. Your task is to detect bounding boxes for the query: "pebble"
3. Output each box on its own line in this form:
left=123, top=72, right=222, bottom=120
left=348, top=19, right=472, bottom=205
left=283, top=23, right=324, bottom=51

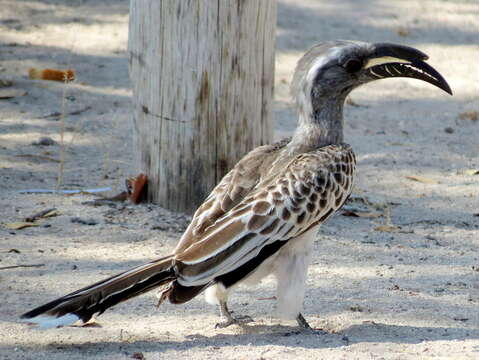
left=32, top=136, right=57, bottom=146
left=71, top=217, right=98, bottom=226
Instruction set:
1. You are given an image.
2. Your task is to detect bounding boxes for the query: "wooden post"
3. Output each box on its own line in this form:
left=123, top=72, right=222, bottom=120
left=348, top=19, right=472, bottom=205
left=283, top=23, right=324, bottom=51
left=128, top=0, right=276, bottom=214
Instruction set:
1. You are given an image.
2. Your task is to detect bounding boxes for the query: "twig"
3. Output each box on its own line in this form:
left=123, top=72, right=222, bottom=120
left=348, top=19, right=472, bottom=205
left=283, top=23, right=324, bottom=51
left=38, top=111, right=61, bottom=119
left=38, top=106, right=91, bottom=120
left=0, top=264, right=45, bottom=270
left=69, top=106, right=92, bottom=116
left=24, top=208, right=57, bottom=222
left=56, top=77, right=68, bottom=189
left=14, top=154, right=60, bottom=163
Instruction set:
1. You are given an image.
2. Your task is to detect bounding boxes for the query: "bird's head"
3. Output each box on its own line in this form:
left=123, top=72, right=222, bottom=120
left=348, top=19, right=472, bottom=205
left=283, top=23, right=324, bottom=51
left=292, top=40, right=452, bottom=116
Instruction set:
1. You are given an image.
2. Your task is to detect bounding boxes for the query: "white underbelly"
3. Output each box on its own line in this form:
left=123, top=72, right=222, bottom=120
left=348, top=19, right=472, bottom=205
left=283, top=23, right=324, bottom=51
left=239, top=226, right=319, bottom=287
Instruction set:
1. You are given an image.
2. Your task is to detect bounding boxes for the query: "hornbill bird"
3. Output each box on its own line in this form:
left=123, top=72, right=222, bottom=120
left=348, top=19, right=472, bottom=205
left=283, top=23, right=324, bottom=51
left=21, top=41, right=451, bottom=330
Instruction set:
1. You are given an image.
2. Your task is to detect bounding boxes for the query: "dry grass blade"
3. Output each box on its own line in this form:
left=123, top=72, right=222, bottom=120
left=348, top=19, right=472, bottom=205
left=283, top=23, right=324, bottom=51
left=406, top=175, right=439, bottom=184
left=4, top=222, right=39, bottom=230
left=0, top=263, right=45, bottom=270
left=374, top=224, right=400, bottom=233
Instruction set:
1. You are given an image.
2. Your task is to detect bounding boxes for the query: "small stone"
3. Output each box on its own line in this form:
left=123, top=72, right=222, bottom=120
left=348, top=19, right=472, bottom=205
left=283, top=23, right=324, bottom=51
left=444, top=127, right=454, bottom=134
left=71, top=217, right=98, bottom=226
left=349, top=305, right=363, bottom=312
left=151, top=223, right=169, bottom=231
left=32, top=136, right=57, bottom=146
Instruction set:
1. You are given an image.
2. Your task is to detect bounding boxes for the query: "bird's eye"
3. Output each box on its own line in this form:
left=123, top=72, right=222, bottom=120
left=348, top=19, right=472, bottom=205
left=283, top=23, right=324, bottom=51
left=344, top=59, right=363, bottom=73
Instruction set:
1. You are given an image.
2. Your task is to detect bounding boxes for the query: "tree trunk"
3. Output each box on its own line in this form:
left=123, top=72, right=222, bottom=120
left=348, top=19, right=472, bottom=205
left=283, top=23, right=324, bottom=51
left=128, top=0, right=276, bottom=214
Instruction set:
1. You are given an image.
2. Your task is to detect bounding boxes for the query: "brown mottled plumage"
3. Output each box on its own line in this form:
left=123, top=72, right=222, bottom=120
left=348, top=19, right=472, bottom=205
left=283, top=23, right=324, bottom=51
left=21, top=41, right=451, bottom=331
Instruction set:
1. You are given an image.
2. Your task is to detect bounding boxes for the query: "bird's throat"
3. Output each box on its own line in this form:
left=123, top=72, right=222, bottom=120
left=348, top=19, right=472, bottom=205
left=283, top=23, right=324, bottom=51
left=290, top=96, right=345, bottom=152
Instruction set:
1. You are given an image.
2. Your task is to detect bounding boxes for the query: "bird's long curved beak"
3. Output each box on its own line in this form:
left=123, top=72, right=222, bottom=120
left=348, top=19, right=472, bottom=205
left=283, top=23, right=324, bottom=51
left=363, top=43, right=452, bottom=95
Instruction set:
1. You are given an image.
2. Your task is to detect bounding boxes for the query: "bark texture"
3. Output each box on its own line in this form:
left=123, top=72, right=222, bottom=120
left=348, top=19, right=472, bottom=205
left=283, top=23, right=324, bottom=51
left=129, top=0, right=276, bottom=213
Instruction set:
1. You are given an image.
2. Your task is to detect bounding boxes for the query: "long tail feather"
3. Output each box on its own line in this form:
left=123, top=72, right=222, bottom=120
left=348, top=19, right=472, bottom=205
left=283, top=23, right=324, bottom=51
left=21, top=255, right=175, bottom=328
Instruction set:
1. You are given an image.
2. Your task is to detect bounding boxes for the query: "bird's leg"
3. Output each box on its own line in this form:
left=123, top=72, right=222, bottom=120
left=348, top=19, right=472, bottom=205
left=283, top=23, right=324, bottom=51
left=215, top=300, right=253, bottom=329
left=155, top=284, right=173, bottom=308
left=296, top=313, right=312, bottom=329
left=296, top=313, right=326, bottom=334
left=215, top=301, right=236, bottom=328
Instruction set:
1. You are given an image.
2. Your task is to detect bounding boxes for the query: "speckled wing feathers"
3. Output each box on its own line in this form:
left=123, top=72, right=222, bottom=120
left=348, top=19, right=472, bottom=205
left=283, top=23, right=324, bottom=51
left=174, top=138, right=291, bottom=254
left=174, top=144, right=356, bottom=287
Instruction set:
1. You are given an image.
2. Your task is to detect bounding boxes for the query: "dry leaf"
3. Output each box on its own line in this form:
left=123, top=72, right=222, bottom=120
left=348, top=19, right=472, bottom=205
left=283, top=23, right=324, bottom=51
left=4, top=222, right=39, bottom=230
left=42, top=209, right=59, bottom=218
left=397, top=27, right=410, bottom=37
left=342, top=210, right=381, bottom=218
left=406, top=175, right=439, bottom=184
left=458, top=111, right=478, bottom=122
left=0, top=79, right=14, bottom=88
left=464, top=169, right=479, bottom=176
left=374, top=224, right=399, bottom=232
left=29, top=68, right=75, bottom=82
left=129, top=173, right=148, bottom=204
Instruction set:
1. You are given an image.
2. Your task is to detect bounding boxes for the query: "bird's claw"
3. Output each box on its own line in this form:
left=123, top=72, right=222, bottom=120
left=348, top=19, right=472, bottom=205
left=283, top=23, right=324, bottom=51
left=215, top=314, right=254, bottom=329
left=295, top=313, right=325, bottom=334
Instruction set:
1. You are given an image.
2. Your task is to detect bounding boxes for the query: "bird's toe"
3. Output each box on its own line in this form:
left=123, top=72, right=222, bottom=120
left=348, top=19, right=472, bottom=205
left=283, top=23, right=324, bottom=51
left=214, top=314, right=254, bottom=329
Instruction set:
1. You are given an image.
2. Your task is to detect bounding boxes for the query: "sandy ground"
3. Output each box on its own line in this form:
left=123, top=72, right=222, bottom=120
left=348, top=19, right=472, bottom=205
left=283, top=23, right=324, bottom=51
left=1, top=0, right=479, bottom=359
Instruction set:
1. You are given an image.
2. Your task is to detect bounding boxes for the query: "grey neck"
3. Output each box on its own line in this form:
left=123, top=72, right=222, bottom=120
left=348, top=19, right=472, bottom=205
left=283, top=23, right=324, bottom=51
left=289, top=94, right=346, bottom=153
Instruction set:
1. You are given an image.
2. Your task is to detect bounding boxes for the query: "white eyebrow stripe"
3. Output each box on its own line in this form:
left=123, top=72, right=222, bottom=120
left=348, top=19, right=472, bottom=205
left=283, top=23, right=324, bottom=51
left=365, top=56, right=411, bottom=69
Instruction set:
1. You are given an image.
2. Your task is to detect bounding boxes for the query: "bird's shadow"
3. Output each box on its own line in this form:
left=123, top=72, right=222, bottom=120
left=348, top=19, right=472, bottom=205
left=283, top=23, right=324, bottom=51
left=9, top=321, right=477, bottom=356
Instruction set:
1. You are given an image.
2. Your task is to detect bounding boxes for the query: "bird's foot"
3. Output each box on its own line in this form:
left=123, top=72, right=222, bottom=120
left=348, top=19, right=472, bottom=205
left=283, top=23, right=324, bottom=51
left=155, top=285, right=173, bottom=308
left=296, top=313, right=326, bottom=334
left=215, top=300, right=254, bottom=328
left=215, top=314, right=254, bottom=329
left=296, top=313, right=312, bottom=329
